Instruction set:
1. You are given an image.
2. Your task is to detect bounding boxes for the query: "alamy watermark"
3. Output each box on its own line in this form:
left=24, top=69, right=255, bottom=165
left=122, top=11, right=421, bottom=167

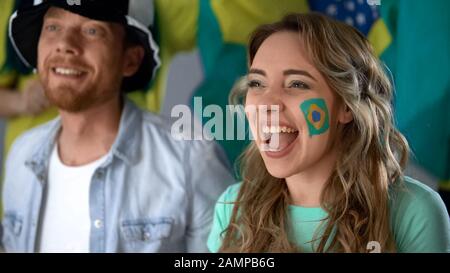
left=170, top=97, right=281, bottom=151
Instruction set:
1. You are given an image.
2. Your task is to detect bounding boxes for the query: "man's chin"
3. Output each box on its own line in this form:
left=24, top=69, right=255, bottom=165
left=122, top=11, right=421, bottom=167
left=45, top=87, right=94, bottom=113
left=51, top=99, right=92, bottom=113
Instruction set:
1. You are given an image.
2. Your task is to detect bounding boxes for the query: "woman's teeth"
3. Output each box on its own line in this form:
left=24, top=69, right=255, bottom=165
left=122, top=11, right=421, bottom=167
left=260, top=125, right=299, bottom=153
left=262, top=125, right=298, bottom=134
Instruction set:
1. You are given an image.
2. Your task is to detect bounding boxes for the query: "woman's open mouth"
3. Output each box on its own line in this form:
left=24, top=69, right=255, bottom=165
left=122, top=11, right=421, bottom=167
left=260, top=125, right=299, bottom=158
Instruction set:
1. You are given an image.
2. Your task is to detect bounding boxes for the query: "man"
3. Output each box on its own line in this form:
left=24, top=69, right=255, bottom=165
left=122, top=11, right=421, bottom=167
left=1, top=0, right=233, bottom=252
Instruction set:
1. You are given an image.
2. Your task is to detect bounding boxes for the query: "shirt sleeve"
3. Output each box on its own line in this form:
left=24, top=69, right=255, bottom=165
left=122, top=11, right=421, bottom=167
left=184, top=140, right=235, bottom=252
left=391, top=178, right=450, bottom=253
left=207, top=183, right=240, bottom=253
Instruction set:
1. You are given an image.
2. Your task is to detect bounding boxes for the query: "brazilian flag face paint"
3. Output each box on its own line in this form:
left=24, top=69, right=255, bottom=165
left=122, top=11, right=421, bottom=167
left=300, top=98, right=330, bottom=137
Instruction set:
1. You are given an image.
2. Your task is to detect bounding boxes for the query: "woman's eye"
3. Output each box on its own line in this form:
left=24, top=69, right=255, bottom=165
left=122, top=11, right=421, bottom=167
left=248, top=80, right=264, bottom=89
left=288, top=80, right=310, bottom=90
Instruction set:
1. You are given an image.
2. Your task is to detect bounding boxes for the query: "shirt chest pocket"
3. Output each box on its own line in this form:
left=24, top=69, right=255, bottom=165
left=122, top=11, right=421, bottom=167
left=119, top=217, right=174, bottom=252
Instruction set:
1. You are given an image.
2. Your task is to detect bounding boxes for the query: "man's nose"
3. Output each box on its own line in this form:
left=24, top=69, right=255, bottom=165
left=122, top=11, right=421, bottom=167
left=55, top=28, right=82, bottom=56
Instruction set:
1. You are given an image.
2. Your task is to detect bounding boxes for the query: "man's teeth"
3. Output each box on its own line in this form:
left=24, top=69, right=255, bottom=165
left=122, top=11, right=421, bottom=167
left=262, top=126, right=298, bottom=134
left=54, top=67, right=82, bottom=76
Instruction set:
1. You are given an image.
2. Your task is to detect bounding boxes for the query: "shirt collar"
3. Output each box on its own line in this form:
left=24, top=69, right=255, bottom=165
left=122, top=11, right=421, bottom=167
left=109, top=98, right=142, bottom=166
left=25, top=98, right=143, bottom=180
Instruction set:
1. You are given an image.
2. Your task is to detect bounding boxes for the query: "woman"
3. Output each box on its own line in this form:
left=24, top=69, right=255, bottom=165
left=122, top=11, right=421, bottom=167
left=207, top=13, right=449, bottom=253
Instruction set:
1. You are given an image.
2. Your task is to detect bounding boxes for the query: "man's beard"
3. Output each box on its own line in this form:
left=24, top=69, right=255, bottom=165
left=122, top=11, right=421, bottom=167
left=39, top=56, right=119, bottom=112
left=44, top=82, right=100, bottom=112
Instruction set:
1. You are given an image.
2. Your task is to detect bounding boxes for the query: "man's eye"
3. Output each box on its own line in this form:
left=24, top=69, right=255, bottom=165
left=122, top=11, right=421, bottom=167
left=85, top=28, right=98, bottom=35
left=45, top=25, right=58, bottom=32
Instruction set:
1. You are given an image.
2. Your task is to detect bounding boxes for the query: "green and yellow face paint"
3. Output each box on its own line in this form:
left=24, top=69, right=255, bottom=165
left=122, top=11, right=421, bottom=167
left=300, top=98, right=330, bottom=137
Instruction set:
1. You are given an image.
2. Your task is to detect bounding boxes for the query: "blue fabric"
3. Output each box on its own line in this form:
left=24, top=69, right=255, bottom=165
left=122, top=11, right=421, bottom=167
left=308, top=0, right=379, bottom=35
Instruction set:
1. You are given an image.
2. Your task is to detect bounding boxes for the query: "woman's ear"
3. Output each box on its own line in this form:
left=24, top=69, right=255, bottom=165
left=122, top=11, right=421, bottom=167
left=338, top=104, right=353, bottom=124
left=122, top=45, right=145, bottom=77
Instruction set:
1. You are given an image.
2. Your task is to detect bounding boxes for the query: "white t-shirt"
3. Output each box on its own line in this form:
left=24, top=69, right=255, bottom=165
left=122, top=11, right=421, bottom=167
left=38, top=144, right=107, bottom=253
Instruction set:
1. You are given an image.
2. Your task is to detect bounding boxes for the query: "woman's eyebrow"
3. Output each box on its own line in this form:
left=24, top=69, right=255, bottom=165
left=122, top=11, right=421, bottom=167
left=248, top=68, right=266, bottom=76
left=283, top=69, right=317, bottom=82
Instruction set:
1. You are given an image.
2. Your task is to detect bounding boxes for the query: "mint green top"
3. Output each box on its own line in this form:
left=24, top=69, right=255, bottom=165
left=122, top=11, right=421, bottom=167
left=207, top=176, right=450, bottom=253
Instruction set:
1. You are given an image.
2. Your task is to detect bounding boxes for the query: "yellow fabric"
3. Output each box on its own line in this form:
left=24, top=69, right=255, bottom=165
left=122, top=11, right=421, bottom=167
left=0, top=71, right=16, bottom=87
left=0, top=0, right=16, bottom=87
left=438, top=180, right=450, bottom=191
left=0, top=0, right=14, bottom=70
left=368, top=18, right=392, bottom=57
left=212, top=0, right=390, bottom=57
left=126, top=90, right=148, bottom=110
left=212, top=0, right=309, bottom=45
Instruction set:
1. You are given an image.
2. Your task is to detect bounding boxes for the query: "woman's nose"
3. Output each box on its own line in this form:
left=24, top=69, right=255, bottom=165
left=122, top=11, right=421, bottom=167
left=257, top=88, right=285, bottom=113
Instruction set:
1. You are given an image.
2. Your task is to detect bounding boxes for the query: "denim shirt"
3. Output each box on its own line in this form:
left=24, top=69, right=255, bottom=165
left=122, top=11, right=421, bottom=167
left=1, top=99, right=234, bottom=253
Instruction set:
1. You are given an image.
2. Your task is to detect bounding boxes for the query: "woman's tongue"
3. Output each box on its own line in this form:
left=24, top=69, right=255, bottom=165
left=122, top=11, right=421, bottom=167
left=268, top=132, right=298, bottom=151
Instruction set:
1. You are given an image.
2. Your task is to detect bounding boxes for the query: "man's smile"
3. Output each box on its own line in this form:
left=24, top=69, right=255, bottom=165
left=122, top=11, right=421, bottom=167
left=50, top=66, right=87, bottom=79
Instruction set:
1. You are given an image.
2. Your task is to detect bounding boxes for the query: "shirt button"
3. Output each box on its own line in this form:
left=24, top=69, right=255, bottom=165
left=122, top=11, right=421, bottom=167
left=143, top=232, right=151, bottom=241
left=94, top=219, right=103, bottom=229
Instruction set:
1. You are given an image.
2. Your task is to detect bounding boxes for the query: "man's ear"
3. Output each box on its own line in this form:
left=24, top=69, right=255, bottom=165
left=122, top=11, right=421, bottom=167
left=338, top=104, right=353, bottom=124
left=122, top=45, right=145, bottom=77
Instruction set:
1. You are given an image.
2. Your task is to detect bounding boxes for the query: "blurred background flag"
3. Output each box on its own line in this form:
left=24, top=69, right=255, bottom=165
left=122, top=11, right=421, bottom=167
left=379, top=0, right=450, bottom=202
left=308, top=0, right=391, bottom=55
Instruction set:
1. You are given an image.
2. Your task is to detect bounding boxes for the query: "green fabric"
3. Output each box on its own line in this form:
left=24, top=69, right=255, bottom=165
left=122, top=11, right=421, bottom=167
left=194, top=0, right=249, bottom=166
left=207, top=176, right=450, bottom=253
left=380, top=0, right=450, bottom=183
